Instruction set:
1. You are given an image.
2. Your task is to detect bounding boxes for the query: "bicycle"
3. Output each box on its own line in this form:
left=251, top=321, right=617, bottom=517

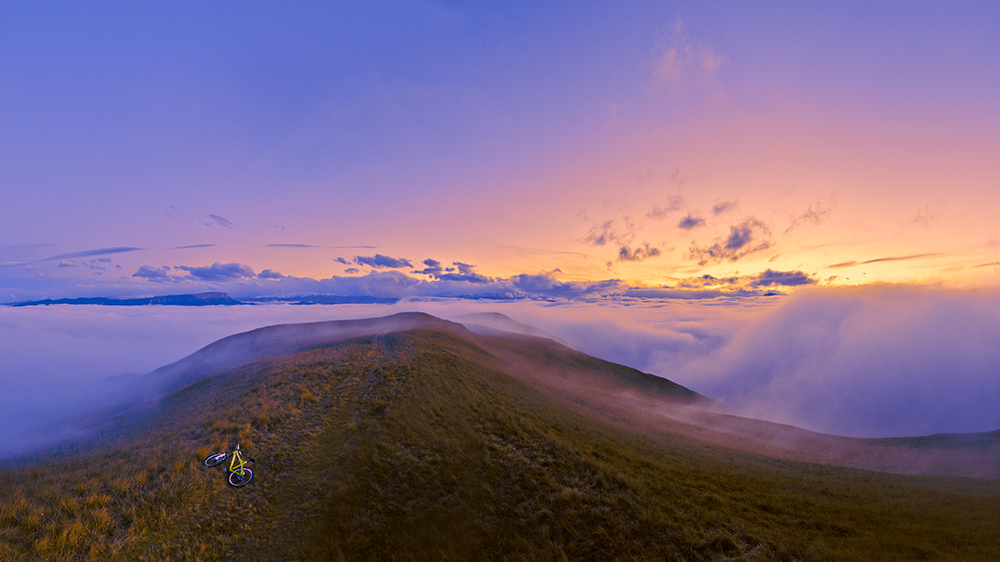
left=203, top=443, right=255, bottom=487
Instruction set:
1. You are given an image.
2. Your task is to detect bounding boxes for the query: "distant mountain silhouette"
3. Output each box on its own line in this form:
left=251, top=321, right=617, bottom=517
left=8, top=292, right=242, bottom=307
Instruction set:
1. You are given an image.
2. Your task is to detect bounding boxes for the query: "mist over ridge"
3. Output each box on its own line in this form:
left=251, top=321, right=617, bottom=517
left=1, top=285, right=999, bottom=457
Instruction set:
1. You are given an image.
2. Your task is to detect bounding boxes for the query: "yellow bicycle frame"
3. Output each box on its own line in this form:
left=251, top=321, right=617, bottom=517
left=228, top=446, right=248, bottom=476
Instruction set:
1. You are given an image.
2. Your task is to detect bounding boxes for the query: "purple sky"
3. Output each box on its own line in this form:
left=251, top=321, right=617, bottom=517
left=2, top=3, right=1000, bottom=448
left=3, top=2, right=1000, bottom=301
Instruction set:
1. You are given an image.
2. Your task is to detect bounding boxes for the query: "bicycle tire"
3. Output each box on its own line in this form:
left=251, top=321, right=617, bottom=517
left=203, top=452, right=227, bottom=467
left=229, top=468, right=253, bottom=487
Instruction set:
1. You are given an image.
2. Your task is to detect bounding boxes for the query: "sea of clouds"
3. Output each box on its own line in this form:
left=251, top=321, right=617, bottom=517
left=2, top=286, right=999, bottom=456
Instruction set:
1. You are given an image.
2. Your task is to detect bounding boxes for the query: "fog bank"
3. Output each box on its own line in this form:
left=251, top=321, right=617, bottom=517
left=668, top=287, right=1000, bottom=437
left=3, top=287, right=1000, bottom=456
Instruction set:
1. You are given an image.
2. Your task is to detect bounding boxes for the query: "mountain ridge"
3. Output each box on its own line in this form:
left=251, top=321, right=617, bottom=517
left=1, top=316, right=999, bottom=560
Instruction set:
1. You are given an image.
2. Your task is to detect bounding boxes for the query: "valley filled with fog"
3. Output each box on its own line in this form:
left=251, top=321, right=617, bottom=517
left=3, top=286, right=1000, bottom=457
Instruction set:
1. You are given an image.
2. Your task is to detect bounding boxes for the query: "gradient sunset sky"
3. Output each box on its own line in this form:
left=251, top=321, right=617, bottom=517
left=3, top=2, right=999, bottom=301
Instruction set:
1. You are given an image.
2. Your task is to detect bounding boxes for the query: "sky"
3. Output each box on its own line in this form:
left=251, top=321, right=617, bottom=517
left=2, top=1, right=999, bottom=301
left=2, top=2, right=1000, bottom=449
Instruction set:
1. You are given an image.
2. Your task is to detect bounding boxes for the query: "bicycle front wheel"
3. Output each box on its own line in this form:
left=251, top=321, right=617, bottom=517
left=229, top=468, right=253, bottom=487
left=203, top=452, right=227, bottom=467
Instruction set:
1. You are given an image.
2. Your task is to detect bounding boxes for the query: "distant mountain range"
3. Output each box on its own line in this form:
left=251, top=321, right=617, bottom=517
left=5, top=292, right=400, bottom=307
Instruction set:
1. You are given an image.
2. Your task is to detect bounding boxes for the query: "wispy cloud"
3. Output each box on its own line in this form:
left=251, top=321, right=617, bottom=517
left=582, top=219, right=635, bottom=247
left=712, top=201, right=737, bottom=215
left=652, top=20, right=725, bottom=91
left=911, top=205, right=943, bottom=228
left=43, top=247, right=143, bottom=262
left=171, top=244, right=215, bottom=250
left=785, top=202, right=833, bottom=234
left=0, top=261, right=31, bottom=269
left=208, top=214, right=235, bottom=229
left=826, top=253, right=943, bottom=269
left=861, top=253, right=942, bottom=265
left=647, top=195, right=684, bottom=220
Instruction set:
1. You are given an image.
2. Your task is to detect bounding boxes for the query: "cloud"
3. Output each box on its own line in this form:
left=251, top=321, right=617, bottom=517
left=354, top=254, right=413, bottom=269
left=861, top=253, right=941, bottom=265
left=133, top=265, right=173, bottom=282
left=654, top=47, right=684, bottom=89
left=258, top=269, right=286, bottom=280
left=208, top=214, right=235, bottom=229
left=673, top=269, right=814, bottom=292
left=436, top=262, right=493, bottom=284
left=582, top=219, right=635, bottom=246
left=414, top=260, right=493, bottom=284
left=785, top=202, right=833, bottom=234
left=86, top=257, right=115, bottom=274
left=43, top=247, right=144, bottom=261
left=688, top=218, right=772, bottom=265
left=175, top=262, right=256, bottom=281
left=826, top=253, right=943, bottom=270
left=676, top=274, right=741, bottom=290
left=415, top=258, right=443, bottom=276
left=617, top=244, right=661, bottom=263
left=647, top=195, right=684, bottom=220
left=678, top=286, right=1000, bottom=437
left=677, top=214, right=705, bottom=230
left=911, top=205, right=943, bottom=228
left=58, top=260, right=75, bottom=268
left=171, top=244, right=215, bottom=250
left=652, top=20, right=725, bottom=91
left=748, top=269, right=815, bottom=288
left=712, top=201, right=737, bottom=215
left=344, top=268, right=360, bottom=274
left=508, top=273, right=622, bottom=299
left=333, top=257, right=350, bottom=265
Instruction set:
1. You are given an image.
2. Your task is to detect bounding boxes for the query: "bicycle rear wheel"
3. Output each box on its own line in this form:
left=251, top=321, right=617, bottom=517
left=203, top=452, right=227, bottom=467
left=229, top=468, right=253, bottom=487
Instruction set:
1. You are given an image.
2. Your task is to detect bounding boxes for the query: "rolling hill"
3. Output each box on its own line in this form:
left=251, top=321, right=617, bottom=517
left=1, top=312, right=998, bottom=561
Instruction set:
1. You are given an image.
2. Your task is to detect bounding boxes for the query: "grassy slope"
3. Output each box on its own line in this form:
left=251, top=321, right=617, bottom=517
left=1, top=328, right=998, bottom=561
